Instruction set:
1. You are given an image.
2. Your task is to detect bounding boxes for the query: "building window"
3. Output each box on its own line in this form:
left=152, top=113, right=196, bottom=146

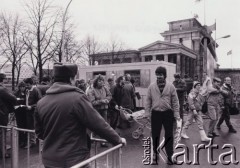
left=124, top=70, right=140, bottom=87
left=122, top=58, right=132, bottom=63
left=156, top=55, right=164, bottom=61
left=168, top=54, right=176, bottom=64
left=145, top=56, right=152, bottom=62
left=179, top=38, right=183, bottom=44
left=102, top=59, right=110, bottom=64
left=93, top=71, right=106, bottom=79
left=113, top=58, right=120, bottom=63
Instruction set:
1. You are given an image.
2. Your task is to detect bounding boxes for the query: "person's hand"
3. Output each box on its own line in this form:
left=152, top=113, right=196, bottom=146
left=193, top=110, right=198, bottom=116
left=115, top=105, right=119, bottom=109
left=27, top=106, right=32, bottom=110
left=120, top=138, right=127, bottom=146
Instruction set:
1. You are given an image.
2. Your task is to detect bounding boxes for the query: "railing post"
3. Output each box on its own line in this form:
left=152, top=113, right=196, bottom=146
left=1, top=128, right=6, bottom=168
left=11, top=127, right=19, bottom=168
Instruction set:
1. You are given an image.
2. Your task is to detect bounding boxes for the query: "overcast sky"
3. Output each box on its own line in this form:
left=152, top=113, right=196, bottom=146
left=1, top=0, right=239, bottom=68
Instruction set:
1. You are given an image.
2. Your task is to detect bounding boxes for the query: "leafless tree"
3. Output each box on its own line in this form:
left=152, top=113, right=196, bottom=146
left=82, top=35, right=102, bottom=65
left=0, top=13, right=30, bottom=90
left=22, top=0, right=61, bottom=82
left=104, top=36, right=127, bottom=64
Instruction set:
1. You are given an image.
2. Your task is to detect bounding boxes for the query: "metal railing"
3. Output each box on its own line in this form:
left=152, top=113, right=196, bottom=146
left=71, top=135, right=123, bottom=168
left=136, top=95, right=146, bottom=108
left=1, top=125, right=123, bottom=168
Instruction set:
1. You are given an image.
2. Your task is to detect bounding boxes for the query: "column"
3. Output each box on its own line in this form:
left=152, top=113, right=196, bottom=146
left=164, top=54, right=168, bottom=62
left=181, top=55, right=185, bottom=77
left=141, top=56, right=145, bottom=62
left=152, top=55, right=156, bottom=61
left=185, top=57, right=189, bottom=76
left=176, top=54, right=181, bottom=73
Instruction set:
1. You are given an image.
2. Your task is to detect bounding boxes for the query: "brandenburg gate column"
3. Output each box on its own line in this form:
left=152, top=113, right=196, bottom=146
left=181, top=55, right=185, bottom=77
left=152, top=55, right=156, bottom=61
left=176, top=54, right=181, bottom=73
left=164, top=54, right=168, bottom=62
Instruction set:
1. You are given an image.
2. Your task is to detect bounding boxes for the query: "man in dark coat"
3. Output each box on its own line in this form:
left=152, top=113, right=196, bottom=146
left=0, top=72, right=17, bottom=157
left=173, top=73, right=187, bottom=119
left=34, top=63, right=126, bottom=168
left=217, top=77, right=237, bottom=133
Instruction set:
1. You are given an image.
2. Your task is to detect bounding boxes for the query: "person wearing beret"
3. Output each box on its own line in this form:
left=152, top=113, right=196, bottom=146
left=145, top=66, right=180, bottom=165
left=0, top=72, right=17, bottom=158
left=34, top=63, right=126, bottom=168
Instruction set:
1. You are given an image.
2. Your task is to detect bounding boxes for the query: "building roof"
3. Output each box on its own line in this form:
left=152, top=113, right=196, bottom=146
left=89, top=50, right=139, bottom=57
left=139, top=40, right=198, bottom=57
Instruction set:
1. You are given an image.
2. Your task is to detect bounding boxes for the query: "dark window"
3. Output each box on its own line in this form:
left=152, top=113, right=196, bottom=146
left=102, top=59, right=110, bottom=64
left=93, top=71, right=106, bottom=76
left=179, top=38, right=183, bottom=44
left=124, top=70, right=140, bottom=87
left=156, top=55, right=164, bottom=61
left=123, top=58, right=132, bottom=63
left=145, top=56, right=152, bottom=62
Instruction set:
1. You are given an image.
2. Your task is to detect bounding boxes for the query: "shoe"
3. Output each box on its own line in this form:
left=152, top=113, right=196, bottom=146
left=207, top=133, right=214, bottom=138
left=199, top=130, right=211, bottom=142
left=151, top=153, right=158, bottom=165
left=212, top=132, right=219, bottom=137
left=181, top=128, right=189, bottom=139
left=166, top=157, right=177, bottom=165
left=229, top=127, right=237, bottom=133
left=100, top=142, right=108, bottom=148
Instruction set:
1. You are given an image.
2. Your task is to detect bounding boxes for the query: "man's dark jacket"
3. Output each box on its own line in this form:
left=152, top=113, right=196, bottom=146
left=0, top=84, right=17, bottom=125
left=34, top=82, right=122, bottom=168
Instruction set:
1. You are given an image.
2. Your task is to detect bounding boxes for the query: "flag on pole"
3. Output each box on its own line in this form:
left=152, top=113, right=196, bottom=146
left=194, top=14, right=199, bottom=19
left=227, top=50, right=232, bottom=55
left=206, top=22, right=216, bottom=33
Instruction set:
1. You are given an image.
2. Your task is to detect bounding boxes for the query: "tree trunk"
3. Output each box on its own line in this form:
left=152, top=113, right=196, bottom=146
left=11, top=62, right=15, bottom=91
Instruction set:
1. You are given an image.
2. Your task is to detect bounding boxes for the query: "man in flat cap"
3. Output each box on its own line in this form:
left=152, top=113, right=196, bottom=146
left=217, top=77, right=237, bottom=133
left=34, top=63, right=126, bottom=168
left=173, top=73, right=187, bottom=119
left=0, top=72, right=17, bottom=158
left=207, top=77, right=227, bottom=138
left=145, top=66, right=180, bottom=165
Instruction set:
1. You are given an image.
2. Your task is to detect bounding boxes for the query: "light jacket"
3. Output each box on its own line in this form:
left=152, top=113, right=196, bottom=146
left=145, top=81, right=180, bottom=119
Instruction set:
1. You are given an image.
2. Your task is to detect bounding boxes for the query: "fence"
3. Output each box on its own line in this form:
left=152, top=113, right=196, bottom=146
left=1, top=126, right=123, bottom=168
left=71, top=135, right=122, bottom=168
left=136, top=95, right=146, bottom=109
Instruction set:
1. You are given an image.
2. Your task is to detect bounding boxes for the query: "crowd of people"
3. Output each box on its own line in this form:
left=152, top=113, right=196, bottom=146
left=0, top=63, right=238, bottom=167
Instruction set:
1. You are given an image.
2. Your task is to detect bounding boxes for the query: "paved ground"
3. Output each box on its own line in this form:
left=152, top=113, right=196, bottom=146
left=1, top=115, right=240, bottom=168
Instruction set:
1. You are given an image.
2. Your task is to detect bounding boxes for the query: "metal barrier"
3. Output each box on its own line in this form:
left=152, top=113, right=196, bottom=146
left=0, top=125, right=12, bottom=168
left=136, top=95, right=146, bottom=108
left=71, top=136, right=123, bottom=168
left=11, top=127, right=42, bottom=168
left=1, top=126, right=123, bottom=168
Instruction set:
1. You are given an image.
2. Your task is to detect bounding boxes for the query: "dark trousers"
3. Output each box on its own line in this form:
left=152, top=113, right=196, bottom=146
left=217, top=105, right=232, bottom=128
left=14, top=107, right=27, bottom=144
left=108, top=108, right=120, bottom=130
left=151, top=109, right=174, bottom=158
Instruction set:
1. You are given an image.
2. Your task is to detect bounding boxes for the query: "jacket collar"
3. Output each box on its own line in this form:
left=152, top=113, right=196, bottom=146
left=46, top=82, right=84, bottom=95
left=153, top=81, right=168, bottom=96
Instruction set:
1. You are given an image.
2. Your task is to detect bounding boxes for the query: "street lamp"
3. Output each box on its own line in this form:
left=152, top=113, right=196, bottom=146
left=61, top=0, right=73, bottom=63
left=216, top=35, right=231, bottom=41
left=214, top=34, right=231, bottom=62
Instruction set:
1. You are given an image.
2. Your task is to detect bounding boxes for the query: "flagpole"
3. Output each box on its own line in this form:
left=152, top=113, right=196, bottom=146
left=204, top=0, right=206, bottom=25
left=215, top=19, right=217, bottom=60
